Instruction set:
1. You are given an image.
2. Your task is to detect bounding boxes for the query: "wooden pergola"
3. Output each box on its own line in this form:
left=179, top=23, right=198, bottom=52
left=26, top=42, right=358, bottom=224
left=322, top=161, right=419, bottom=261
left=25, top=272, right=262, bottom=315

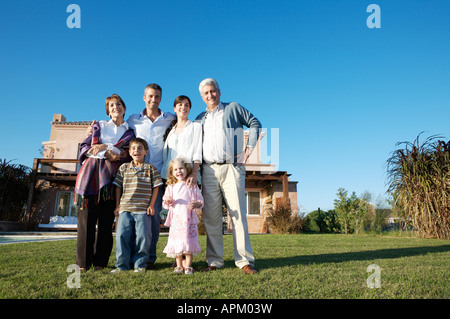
left=25, top=158, right=79, bottom=228
left=245, top=169, right=291, bottom=206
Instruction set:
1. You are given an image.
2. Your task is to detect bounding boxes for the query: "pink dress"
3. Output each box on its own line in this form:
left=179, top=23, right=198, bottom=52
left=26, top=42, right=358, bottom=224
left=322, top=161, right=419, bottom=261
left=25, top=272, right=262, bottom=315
left=162, top=182, right=203, bottom=257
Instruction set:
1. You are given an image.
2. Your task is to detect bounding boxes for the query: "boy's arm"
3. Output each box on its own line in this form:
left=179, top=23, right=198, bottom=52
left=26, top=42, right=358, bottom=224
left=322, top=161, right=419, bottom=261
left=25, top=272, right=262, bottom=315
left=112, top=165, right=124, bottom=216
left=114, top=186, right=122, bottom=216
left=147, top=186, right=159, bottom=216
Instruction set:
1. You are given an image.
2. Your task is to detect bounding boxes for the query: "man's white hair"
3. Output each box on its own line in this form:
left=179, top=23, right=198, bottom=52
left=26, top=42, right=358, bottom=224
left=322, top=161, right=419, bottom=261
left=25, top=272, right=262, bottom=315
left=199, top=78, right=220, bottom=93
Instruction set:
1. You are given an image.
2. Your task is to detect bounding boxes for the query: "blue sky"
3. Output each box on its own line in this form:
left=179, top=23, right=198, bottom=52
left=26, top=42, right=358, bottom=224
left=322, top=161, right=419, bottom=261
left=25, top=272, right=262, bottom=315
left=1, top=1, right=449, bottom=213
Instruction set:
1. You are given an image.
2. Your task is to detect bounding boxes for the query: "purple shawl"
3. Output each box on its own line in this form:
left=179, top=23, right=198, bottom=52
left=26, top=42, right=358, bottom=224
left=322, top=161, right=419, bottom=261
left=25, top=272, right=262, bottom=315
left=74, top=121, right=135, bottom=200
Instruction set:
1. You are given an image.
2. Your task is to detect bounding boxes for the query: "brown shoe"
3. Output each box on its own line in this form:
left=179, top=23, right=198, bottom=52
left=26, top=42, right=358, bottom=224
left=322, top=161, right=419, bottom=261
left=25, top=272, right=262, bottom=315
left=242, top=265, right=258, bottom=274
left=200, top=265, right=219, bottom=272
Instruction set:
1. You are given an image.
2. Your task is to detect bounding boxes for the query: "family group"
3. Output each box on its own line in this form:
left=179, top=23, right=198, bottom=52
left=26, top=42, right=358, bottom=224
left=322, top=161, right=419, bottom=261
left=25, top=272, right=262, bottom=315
left=74, top=78, right=262, bottom=275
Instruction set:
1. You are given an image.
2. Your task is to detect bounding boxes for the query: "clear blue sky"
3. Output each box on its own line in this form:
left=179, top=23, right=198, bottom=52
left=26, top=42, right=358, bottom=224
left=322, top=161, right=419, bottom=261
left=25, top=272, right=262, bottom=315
left=1, top=1, right=449, bottom=213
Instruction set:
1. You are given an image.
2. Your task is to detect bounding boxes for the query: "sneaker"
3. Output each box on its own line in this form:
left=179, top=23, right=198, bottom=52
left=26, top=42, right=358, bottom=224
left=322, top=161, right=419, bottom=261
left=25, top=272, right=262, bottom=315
left=134, top=268, right=146, bottom=273
left=110, top=268, right=122, bottom=273
left=173, top=266, right=184, bottom=274
left=185, top=267, right=194, bottom=275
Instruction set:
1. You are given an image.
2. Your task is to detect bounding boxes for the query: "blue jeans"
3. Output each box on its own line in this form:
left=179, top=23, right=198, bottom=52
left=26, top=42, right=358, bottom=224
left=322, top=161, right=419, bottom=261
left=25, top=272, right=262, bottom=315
left=115, top=212, right=152, bottom=270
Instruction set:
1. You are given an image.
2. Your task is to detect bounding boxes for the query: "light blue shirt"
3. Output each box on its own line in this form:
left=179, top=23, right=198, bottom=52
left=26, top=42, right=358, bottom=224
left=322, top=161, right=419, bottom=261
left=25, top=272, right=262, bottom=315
left=195, top=102, right=261, bottom=164
left=127, top=109, right=175, bottom=172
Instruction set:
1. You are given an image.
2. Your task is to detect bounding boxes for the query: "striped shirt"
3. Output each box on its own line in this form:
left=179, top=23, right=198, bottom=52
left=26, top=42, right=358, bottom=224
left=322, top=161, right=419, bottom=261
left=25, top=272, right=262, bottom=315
left=113, top=162, right=163, bottom=213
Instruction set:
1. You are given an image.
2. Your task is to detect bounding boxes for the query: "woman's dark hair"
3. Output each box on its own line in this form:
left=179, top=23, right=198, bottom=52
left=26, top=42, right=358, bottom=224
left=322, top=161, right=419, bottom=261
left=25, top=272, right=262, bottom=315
left=163, top=95, right=192, bottom=141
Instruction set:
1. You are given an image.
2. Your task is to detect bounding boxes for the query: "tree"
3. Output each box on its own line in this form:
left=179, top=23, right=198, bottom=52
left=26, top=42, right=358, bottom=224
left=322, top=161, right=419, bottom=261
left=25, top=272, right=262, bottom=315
left=333, top=188, right=379, bottom=234
left=0, top=159, right=31, bottom=221
left=334, top=188, right=357, bottom=234
left=322, top=209, right=340, bottom=233
left=354, top=191, right=373, bottom=235
left=304, top=210, right=321, bottom=233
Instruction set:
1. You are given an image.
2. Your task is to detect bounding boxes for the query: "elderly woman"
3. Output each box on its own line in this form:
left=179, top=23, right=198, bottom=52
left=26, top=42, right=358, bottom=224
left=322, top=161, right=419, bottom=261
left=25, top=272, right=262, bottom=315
left=75, top=94, right=135, bottom=271
left=161, top=95, right=202, bottom=186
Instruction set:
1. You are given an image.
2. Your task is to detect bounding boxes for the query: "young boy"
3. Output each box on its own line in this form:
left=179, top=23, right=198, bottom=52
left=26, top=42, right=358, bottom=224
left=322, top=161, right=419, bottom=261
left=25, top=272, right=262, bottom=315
left=111, top=138, right=163, bottom=272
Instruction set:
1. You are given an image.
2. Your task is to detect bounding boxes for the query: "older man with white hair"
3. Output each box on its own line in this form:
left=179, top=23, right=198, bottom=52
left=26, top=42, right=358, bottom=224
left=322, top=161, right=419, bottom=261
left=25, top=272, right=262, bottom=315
left=195, top=78, right=261, bottom=274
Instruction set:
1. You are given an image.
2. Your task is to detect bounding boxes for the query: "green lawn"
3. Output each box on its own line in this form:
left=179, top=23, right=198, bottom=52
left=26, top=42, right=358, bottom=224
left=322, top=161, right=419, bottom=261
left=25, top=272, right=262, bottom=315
left=0, top=233, right=448, bottom=299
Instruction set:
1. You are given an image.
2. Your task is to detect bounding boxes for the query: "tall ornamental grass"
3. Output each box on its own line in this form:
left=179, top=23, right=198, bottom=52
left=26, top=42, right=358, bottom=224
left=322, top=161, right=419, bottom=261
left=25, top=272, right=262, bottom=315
left=387, top=134, right=450, bottom=239
left=265, top=202, right=304, bottom=234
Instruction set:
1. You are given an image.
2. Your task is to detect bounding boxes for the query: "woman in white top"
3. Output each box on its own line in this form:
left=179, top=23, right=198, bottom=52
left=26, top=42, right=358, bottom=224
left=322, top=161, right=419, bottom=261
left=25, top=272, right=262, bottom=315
left=75, top=94, right=135, bottom=271
left=161, top=95, right=202, bottom=186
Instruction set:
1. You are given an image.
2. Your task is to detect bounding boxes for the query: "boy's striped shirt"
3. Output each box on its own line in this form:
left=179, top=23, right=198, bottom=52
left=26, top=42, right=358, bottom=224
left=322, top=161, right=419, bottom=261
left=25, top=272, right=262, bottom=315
left=113, top=162, right=163, bottom=213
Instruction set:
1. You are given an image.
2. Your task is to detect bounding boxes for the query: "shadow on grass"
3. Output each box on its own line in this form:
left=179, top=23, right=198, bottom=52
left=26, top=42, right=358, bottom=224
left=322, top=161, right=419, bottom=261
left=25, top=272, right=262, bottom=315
left=258, top=245, right=450, bottom=269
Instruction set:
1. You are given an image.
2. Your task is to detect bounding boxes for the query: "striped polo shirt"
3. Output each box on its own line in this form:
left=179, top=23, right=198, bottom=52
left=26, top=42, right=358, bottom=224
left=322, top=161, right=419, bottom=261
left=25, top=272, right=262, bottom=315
left=113, top=162, right=163, bottom=213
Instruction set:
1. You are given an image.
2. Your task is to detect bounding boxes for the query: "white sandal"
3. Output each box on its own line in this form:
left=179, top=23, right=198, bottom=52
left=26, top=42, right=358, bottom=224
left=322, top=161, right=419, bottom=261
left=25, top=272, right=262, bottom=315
left=185, top=267, right=194, bottom=275
left=174, top=266, right=184, bottom=274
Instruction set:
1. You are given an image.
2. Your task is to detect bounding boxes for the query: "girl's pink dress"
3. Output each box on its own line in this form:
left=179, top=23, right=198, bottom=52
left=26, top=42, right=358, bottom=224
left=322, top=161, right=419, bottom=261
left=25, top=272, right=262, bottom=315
left=162, top=182, right=203, bottom=257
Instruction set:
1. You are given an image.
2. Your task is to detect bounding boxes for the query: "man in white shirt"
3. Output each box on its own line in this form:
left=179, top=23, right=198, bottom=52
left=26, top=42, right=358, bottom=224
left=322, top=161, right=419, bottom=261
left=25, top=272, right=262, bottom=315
left=127, top=84, right=175, bottom=172
left=127, top=83, right=175, bottom=269
left=195, top=78, right=261, bottom=274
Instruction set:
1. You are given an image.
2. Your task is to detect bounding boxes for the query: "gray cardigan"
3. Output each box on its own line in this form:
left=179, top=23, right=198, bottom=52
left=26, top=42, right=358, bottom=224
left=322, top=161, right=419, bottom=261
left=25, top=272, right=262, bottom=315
left=195, top=102, right=262, bottom=164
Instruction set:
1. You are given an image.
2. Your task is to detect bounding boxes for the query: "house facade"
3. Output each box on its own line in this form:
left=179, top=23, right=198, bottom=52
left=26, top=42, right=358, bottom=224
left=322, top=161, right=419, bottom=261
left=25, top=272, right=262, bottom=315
left=27, top=114, right=298, bottom=233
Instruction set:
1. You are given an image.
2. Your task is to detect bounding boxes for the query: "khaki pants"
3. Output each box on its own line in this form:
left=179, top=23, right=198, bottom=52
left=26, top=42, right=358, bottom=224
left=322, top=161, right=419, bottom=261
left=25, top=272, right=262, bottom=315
left=201, top=163, right=255, bottom=268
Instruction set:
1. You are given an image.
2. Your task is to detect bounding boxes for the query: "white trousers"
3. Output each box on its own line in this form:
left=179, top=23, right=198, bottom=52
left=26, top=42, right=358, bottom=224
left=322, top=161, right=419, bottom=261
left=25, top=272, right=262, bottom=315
left=201, top=163, right=255, bottom=268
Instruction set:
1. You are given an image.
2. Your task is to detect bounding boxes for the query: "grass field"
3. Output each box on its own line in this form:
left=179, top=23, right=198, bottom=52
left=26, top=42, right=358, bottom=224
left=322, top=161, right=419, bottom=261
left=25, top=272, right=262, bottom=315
left=0, top=233, right=448, bottom=300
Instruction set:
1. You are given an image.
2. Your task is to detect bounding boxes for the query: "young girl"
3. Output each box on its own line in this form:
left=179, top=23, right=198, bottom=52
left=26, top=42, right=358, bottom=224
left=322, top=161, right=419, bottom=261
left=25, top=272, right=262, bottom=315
left=162, top=158, right=203, bottom=274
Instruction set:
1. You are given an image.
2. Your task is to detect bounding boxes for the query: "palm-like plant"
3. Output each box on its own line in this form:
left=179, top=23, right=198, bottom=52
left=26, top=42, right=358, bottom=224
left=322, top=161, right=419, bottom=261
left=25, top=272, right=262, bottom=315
left=386, top=134, right=450, bottom=239
left=0, top=159, right=31, bottom=221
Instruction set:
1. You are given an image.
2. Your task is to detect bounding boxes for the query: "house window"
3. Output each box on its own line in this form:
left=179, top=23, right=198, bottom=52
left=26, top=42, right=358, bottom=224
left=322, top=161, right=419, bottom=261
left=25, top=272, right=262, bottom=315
left=55, top=192, right=77, bottom=217
left=246, top=191, right=261, bottom=215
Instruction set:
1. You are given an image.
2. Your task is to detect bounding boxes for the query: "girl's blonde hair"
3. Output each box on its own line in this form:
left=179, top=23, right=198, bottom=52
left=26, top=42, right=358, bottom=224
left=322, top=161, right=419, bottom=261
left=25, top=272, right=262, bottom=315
left=166, top=158, right=192, bottom=185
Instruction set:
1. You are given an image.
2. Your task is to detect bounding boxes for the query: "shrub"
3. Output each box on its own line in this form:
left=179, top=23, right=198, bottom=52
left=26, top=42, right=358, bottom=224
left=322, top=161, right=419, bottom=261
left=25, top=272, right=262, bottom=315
left=387, top=134, right=450, bottom=239
left=305, top=209, right=340, bottom=233
left=0, top=159, right=31, bottom=222
left=265, top=202, right=304, bottom=234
